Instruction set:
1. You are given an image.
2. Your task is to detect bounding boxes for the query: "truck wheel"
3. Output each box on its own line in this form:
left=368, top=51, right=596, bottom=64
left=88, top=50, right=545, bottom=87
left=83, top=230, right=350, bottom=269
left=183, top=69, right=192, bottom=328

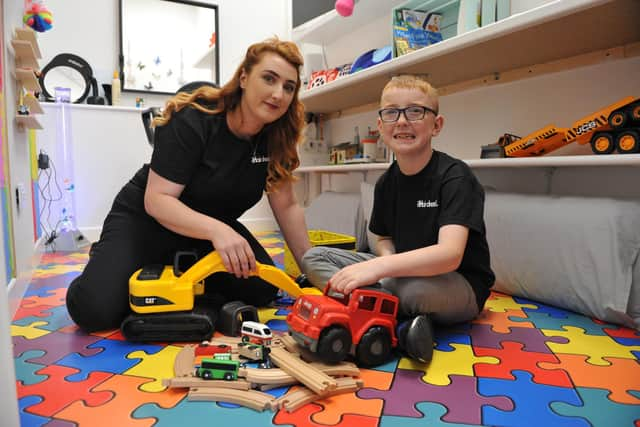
left=590, top=132, right=615, bottom=154
left=630, top=102, right=640, bottom=121
left=356, top=326, right=392, bottom=367
left=317, top=326, right=351, bottom=364
left=608, top=110, right=627, bottom=129
left=616, top=130, right=640, bottom=154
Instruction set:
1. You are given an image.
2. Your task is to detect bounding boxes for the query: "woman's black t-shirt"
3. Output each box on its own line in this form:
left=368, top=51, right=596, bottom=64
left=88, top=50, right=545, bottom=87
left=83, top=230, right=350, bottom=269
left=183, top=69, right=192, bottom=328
left=117, top=106, right=270, bottom=222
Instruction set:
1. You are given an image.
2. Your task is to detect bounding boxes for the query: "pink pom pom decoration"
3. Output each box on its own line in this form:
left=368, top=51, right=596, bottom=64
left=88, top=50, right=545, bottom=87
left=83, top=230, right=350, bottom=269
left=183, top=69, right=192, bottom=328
left=335, top=0, right=355, bottom=17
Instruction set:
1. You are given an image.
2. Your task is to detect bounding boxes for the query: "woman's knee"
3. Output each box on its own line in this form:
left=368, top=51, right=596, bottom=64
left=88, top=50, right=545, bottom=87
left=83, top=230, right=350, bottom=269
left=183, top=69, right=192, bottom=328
left=66, top=273, right=130, bottom=332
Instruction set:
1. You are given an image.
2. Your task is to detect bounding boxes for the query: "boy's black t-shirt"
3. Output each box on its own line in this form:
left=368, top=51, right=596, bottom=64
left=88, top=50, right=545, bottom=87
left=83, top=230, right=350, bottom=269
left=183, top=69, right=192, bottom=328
left=369, top=150, right=495, bottom=310
left=120, top=106, right=270, bottom=221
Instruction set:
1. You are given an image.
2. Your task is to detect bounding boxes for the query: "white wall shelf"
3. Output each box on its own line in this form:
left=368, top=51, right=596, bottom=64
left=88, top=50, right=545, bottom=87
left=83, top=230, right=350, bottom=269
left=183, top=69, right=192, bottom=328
left=297, top=162, right=392, bottom=173
left=466, top=153, right=640, bottom=168
left=299, top=0, right=640, bottom=114
left=296, top=154, right=640, bottom=174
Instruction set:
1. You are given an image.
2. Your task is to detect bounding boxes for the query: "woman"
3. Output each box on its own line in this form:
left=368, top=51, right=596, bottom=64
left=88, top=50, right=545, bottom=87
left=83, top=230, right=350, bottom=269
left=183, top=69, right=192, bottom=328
left=66, top=38, right=311, bottom=332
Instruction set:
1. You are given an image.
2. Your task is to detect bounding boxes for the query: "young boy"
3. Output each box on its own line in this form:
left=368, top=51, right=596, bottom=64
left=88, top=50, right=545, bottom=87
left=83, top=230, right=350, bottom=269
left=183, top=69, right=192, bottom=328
left=301, top=75, right=495, bottom=363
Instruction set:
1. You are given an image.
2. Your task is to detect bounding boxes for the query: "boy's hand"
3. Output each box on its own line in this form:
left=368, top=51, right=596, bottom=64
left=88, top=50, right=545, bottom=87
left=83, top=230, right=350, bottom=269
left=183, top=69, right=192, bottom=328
left=329, top=259, right=382, bottom=294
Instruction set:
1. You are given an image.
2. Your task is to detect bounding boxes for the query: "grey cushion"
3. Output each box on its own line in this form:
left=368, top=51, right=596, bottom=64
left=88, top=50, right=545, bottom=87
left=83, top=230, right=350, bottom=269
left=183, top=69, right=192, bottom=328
left=485, top=191, right=640, bottom=328
left=360, top=182, right=379, bottom=255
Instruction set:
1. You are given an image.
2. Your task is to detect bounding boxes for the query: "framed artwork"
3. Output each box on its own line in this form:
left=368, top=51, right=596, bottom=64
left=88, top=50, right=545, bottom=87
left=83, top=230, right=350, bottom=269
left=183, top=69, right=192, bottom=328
left=119, top=0, right=219, bottom=94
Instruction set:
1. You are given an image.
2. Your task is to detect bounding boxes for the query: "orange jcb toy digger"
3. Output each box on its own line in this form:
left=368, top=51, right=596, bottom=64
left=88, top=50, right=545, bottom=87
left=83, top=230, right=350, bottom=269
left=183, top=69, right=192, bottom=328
left=481, top=96, right=640, bottom=158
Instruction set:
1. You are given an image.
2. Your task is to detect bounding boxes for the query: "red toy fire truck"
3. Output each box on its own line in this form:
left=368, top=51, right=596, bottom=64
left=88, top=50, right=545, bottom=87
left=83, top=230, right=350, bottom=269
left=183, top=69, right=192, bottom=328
left=287, top=285, right=399, bottom=366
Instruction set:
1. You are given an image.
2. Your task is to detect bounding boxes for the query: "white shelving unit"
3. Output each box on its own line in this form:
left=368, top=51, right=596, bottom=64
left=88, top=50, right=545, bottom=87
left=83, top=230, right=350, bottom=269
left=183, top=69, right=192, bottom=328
left=293, top=0, right=640, bottom=174
left=298, top=162, right=392, bottom=174
left=466, top=153, right=640, bottom=168
left=299, top=0, right=640, bottom=114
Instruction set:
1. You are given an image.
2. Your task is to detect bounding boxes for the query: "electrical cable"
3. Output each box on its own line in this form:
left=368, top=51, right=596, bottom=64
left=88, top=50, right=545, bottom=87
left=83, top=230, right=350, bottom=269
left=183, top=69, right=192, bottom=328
left=36, top=150, right=63, bottom=251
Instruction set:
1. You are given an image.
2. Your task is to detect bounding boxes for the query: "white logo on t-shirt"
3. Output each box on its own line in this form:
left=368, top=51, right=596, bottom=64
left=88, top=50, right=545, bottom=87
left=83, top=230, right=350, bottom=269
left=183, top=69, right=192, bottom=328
left=417, top=200, right=438, bottom=208
left=251, top=155, right=270, bottom=164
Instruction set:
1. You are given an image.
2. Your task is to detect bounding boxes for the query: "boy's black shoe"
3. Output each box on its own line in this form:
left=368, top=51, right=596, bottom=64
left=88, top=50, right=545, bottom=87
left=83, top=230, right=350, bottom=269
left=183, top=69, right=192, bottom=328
left=396, top=314, right=434, bottom=363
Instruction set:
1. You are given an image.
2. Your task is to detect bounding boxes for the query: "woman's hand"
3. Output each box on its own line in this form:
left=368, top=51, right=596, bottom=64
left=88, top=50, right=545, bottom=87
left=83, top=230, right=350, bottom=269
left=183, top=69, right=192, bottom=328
left=328, top=258, right=383, bottom=295
left=209, top=222, right=256, bottom=278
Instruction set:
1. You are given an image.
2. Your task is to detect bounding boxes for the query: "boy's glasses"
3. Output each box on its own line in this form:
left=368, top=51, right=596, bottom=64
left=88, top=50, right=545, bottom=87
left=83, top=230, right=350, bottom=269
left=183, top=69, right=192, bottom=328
left=378, top=106, right=437, bottom=122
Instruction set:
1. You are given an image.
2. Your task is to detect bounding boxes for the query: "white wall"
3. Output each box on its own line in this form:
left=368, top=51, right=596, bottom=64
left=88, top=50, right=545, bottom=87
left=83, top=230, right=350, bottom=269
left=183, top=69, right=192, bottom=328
left=0, top=282, right=19, bottom=427
left=36, top=104, right=152, bottom=242
left=36, top=0, right=292, bottom=107
left=1, top=0, right=25, bottom=421
left=3, top=0, right=293, bottom=274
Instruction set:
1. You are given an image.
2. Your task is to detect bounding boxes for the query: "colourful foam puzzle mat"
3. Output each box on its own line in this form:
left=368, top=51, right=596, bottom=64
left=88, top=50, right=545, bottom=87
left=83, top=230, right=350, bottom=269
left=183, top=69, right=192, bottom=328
left=12, top=230, right=640, bottom=426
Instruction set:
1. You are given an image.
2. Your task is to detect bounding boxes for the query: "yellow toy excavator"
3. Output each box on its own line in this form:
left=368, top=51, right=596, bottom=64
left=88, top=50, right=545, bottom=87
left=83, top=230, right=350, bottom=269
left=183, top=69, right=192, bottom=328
left=129, top=251, right=317, bottom=313
left=122, top=251, right=319, bottom=342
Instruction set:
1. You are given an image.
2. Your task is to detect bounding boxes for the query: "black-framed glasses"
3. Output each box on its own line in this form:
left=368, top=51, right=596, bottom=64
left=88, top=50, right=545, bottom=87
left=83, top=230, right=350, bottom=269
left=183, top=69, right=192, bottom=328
left=378, top=106, right=438, bottom=122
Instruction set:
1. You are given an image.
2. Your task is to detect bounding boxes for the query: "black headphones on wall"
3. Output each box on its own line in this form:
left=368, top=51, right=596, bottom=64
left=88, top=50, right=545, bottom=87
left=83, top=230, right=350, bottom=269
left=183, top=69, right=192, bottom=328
left=39, top=53, right=105, bottom=105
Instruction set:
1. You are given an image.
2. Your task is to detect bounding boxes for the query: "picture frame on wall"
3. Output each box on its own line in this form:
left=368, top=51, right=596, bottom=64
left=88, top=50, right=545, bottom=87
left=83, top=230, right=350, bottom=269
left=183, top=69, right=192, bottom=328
left=119, top=0, right=219, bottom=94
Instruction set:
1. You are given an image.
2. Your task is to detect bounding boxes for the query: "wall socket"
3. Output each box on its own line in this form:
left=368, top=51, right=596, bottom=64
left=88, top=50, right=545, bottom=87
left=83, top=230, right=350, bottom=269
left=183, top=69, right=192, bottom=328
left=15, top=183, right=26, bottom=213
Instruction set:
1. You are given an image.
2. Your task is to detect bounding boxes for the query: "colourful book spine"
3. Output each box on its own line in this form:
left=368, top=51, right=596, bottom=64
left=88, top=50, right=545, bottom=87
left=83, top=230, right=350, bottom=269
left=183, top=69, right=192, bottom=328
left=482, top=0, right=497, bottom=26
left=496, top=0, right=511, bottom=21
left=457, top=0, right=481, bottom=34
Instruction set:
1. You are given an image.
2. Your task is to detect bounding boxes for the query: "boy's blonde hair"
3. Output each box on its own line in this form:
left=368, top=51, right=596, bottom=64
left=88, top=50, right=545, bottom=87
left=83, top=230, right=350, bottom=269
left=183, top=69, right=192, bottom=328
left=381, top=75, right=439, bottom=113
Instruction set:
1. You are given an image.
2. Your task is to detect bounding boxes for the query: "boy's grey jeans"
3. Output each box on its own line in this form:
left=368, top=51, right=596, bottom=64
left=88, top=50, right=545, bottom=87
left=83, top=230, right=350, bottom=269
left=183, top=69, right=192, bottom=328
left=301, top=246, right=480, bottom=325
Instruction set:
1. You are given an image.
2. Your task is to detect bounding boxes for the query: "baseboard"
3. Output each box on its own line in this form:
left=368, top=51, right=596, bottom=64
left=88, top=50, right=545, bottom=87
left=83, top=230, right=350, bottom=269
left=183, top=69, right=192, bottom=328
left=78, top=227, right=101, bottom=244
left=7, top=269, right=36, bottom=321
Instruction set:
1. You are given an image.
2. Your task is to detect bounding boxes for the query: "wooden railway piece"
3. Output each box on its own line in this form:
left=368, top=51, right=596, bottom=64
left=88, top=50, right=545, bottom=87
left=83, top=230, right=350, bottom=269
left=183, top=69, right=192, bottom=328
left=162, top=377, right=251, bottom=390
left=240, top=360, right=360, bottom=386
left=188, top=387, right=276, bottom=412
left=239, top=366, right=296, bottom=385
left=275, top=377, right=364, bottom=412
left=268, top=347, right=337, bottom=395
left=174, top=344, right=196, bottom=377
left=309, top=361, right=360, bottom=377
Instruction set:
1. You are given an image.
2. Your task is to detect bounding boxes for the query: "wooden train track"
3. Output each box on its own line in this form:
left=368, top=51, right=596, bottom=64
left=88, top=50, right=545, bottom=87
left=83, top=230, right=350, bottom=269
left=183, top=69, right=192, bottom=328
left=163, top=377, right=251, bottom=390
left=174, top=344, right=196, bottom=377
left=167, top=333, right=363, bottom=412
left=242, top=361, right=359, bottom=384
left=188, top=387, right=276, bottom=411
left=275, top=377, right=364, bottom=412
left=269, top=347, right=337, bottom=395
